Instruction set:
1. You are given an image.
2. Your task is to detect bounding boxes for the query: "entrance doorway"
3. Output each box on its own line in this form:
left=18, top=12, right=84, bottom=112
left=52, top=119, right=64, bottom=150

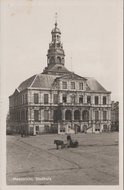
left=103, top=124, right=108, bottom=132
left=83, top=125, right=87, bottom=133
left=36, top=126, right=39, bottom=134
left=74, top=124, right=81, bottom=133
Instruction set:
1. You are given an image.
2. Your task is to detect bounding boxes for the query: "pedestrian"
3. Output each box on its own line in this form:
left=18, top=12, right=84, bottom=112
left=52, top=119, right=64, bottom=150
left=67, top=134, right=72, bottom=147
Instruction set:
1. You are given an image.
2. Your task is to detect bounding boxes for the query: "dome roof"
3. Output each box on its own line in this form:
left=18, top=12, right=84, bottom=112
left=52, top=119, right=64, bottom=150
left=51, top=22, right=61, bottom=34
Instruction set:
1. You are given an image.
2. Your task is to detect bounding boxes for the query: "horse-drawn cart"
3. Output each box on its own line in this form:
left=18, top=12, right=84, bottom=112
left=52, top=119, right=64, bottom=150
left=54, top=139, right=79, bottom=150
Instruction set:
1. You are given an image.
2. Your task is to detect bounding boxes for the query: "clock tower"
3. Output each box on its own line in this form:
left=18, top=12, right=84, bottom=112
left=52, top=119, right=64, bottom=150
left=43, top=14, right=70, bottom=75
left=47, top=20, right=65, bottom=67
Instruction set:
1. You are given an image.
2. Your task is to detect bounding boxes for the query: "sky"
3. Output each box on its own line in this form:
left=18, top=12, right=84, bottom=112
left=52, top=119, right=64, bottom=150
left=1, top=0, right=123, bottom=114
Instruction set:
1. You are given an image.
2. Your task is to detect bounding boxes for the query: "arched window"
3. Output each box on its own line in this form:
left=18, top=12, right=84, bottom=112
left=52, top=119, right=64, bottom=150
left=50, top=57, right=55, bottom=64
left=57, top=35, right=60, bottom=41
left=74, top=110, right=80, bottom=120
left=82, top=110, right=89, bottom=121
left=65, top=110, right=72, bottom=121
left=57, top=57, right=61, bottom=64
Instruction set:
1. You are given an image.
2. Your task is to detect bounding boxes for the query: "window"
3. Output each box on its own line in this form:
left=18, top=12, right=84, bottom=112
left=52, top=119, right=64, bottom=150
left=44, top=125, right=49, bottom=133
left=62, top=81, right=67, bottom=89
left=23, top=95, right=26, bottom=104
left=44, top=110, right=49, bottom=121
left=34, top=93, right=39, bottom=104
left=23, top=95, right=25, bottom=104
left=103, top=96, right=106, bottom=105
left=25, top=110, right=28, bottom=121
left=95, top=96, right=99, bottom=105
left=74, top=110, right=80, bottom=120
left=82, top=110, right=89, bottom=121
left=22, top=95, right=24, bottom=105
left=65, top=110, right=72, bottom=120
left=53, top=94, right=58, bottom=104
left=25, top=94, right=28, bottom=103
left=21, top=94, right=26, bottom=104
left=15, top=112, right=17, bottom=121
left=95, top=111, right=99, bottom=121
left=57, top=57, right=61, bottom=64
left=71, top=82, right=75, bottom=89
left=44, top=94, right=49, bottom=104
left=16, top=111, right=19, bottom=121
left=36, top=126, right=39, bottom=131
left=79, top=83, right=83, bottom=90
left=79, top=96, right=83, bottom=104
left=21, top=110, right=25, bottom=121
left=50, top=57, right=55, bottom=64
left=34, top=110, right=39, bottom=121
left=71, top=95, right=75, bottom=104
left=57, top=66, right=62, bottom=70
left=63, top=94, right=67, bottom=103
left=87, top=96, right=91, bottom=104
left=103, top=111, right=107, bottom=121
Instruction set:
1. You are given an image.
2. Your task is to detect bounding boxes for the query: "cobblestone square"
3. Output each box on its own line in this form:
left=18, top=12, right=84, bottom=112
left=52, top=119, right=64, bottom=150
left=7, top=132, right=119, bottom=185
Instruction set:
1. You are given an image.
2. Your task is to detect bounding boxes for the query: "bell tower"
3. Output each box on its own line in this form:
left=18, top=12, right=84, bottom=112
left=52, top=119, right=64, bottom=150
left=47, top=13, right=65, bottom=67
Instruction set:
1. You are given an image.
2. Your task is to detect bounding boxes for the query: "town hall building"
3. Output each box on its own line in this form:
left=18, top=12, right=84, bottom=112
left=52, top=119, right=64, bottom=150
left=9, top=20, right=111, bottom=135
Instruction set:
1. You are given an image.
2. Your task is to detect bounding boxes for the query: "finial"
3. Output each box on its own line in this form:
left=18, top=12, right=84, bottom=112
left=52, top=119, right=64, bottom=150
left=55, top=12, right=58, bottom=26
left=70, top=57, right=73, bottom=72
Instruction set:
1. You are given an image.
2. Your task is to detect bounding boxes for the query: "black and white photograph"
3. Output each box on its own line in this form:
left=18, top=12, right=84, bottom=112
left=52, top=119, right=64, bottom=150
left=0, top=0, right=123, bottom=189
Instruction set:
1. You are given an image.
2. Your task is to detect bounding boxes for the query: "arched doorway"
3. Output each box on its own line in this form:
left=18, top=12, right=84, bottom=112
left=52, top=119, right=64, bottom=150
left=74, top=110, right=80, bottom=120
left=74, top=124, right=81, bottom=133
left=65, top=110, right=72, bottom=121
left=103, top=124, right=108, bottom=132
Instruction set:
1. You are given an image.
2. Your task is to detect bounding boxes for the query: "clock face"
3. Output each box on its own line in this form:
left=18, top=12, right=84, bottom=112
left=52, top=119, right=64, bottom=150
left=50, top=57, right=55, bottom=64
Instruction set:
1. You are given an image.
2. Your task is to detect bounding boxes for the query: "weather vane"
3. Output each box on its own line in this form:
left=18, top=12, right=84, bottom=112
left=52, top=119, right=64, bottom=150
left=55, top=12, right=58, bottom=25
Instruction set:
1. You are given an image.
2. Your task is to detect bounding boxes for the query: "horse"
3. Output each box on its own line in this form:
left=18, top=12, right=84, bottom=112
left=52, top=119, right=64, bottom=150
left=54, top=140, right=64, bottom=150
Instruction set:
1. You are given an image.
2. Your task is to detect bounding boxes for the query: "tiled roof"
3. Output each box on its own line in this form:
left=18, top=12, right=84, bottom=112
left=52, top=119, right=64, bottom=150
left=18, top=75, right=36, bottom=92
left=31, top=74, right=58, bottom=88
left=17, top=74, right=58, bottom=91
left=86, top=77, right=107, bottom=92
left=17, top=73, right=108, bottom=93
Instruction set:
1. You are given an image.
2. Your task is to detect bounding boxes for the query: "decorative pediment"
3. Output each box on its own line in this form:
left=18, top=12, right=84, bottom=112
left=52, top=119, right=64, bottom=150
left=57, top=72, right=87, bottom=81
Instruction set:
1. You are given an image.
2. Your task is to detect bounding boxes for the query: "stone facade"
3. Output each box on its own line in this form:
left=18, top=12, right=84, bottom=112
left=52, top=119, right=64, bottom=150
left=9, top=21, right=111, bottom=135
